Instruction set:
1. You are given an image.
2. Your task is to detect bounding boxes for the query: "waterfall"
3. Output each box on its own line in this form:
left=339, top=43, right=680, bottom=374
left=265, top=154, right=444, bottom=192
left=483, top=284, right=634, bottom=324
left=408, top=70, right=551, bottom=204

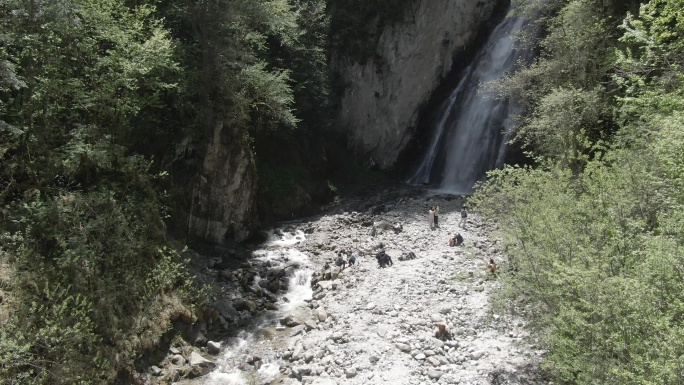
left=409, top=10, right=531, bottom=194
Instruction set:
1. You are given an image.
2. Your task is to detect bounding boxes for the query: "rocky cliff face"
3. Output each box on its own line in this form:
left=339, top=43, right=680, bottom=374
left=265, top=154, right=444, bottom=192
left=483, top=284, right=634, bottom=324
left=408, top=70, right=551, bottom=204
left=333, top=0, right=502, bottom=169
left=185, top=123, right=257, bottom=244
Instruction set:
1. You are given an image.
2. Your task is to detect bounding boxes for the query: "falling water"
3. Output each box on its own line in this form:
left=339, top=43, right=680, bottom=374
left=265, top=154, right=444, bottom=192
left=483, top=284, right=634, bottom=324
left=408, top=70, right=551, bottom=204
left=409, top=10, right=532, bottom=194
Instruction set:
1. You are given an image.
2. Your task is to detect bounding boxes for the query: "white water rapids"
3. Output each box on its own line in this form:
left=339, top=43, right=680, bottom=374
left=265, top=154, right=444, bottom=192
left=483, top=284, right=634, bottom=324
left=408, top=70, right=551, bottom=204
left=409, top=9, right=532, bottom=194
left=201, top=231, right=312, bottom=385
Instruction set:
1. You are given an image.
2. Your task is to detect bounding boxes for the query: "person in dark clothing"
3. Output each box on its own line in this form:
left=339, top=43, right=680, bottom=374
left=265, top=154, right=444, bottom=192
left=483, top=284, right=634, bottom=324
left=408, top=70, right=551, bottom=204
left=487, top=258, right=498, bottom=275
left=459, top=207, right=468, bottom=228
left=455, top=233, right=464, bottom=246
left=335, top=251, right=346, bottom=270
left=347, top=251, right=358, bottom=266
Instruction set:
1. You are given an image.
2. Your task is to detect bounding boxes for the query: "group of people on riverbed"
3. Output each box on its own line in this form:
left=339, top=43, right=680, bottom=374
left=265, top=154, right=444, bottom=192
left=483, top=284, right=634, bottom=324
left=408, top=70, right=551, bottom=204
left=322, top=203, right=496, bottom=275
left=430, top=205, right=498, bottom=275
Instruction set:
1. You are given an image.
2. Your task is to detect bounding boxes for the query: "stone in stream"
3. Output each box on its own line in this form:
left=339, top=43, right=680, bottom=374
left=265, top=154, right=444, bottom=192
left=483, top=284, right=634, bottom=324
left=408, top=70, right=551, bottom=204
left=188, top=351, right=216, bottom=378
left=206, top=340, right=221, bottom=355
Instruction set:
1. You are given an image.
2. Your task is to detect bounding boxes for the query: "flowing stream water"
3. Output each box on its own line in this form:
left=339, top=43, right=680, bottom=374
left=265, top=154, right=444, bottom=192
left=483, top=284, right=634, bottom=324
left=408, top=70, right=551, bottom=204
left=409, top=9, right=532, bottom=194
left=200, top=231, right=313, bottom=385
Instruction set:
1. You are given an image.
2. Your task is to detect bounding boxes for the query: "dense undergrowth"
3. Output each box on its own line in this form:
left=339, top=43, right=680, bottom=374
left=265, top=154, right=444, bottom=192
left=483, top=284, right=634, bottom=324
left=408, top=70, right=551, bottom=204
left=472, top=0, right=684, bottom=383
left=0, top=0, right=406, bottom=381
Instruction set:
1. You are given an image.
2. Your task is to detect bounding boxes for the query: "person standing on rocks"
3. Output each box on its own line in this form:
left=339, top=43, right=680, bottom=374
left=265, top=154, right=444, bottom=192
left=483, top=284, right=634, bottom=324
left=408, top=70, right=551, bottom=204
left=487, top=258, right=498, bottom=275
left=428, top=206, right=435, bottom=229
left=459, top=207, right=468, bottom=228
left=434, top=206, right=440, bottom=228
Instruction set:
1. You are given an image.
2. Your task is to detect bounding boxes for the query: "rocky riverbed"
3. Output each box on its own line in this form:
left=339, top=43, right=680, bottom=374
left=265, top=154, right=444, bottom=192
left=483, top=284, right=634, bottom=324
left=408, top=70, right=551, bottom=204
left=146, top=185, right=547, bottom=385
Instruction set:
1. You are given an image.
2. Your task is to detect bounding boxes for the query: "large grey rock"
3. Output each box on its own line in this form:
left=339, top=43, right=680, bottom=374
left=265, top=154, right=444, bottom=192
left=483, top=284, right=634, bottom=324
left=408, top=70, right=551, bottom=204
left=281, top=306, right=311, bottom=327
left=188, top=351, right=216, bottom=377
left=332, top=0, right=499, bottom=168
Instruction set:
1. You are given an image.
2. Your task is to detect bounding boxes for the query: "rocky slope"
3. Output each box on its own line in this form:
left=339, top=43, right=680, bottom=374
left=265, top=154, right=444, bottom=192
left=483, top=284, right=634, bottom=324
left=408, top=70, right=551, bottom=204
left=142, top=185, right=547, bottom=385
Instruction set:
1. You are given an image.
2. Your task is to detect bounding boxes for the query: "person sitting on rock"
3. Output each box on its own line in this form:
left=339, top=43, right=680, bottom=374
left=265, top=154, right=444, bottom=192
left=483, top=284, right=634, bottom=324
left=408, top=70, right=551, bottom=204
left=335, top=253, right=346, bottom=270
left=455, top=233, right=464, bottom=246
left=487, top=258, right=498, bottom=275
left=434, top=322, right=452, bottom=340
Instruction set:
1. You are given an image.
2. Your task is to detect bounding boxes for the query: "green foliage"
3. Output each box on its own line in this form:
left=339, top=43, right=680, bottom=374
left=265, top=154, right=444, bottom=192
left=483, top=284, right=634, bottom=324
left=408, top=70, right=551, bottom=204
left=489, top=0, right=637, bottom=157
left=474, top=1, right=684, bottom=383
left=239, top=62, right=298, bottom=131
left=517, top=87, right=604, bottom=168
left=0, top=0, right=203, bottom=383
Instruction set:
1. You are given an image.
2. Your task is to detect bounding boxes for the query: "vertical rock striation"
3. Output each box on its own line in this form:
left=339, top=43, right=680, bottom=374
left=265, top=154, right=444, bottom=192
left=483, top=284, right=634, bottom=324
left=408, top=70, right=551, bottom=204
left=333, top=0, right=502, bottom=169
left=186, top=123, right=257, bottom=244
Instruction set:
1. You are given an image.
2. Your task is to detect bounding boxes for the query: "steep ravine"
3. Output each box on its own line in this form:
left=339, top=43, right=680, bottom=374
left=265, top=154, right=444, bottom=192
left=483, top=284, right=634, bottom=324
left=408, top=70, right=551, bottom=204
left=149, top=186, right=548, bottom=385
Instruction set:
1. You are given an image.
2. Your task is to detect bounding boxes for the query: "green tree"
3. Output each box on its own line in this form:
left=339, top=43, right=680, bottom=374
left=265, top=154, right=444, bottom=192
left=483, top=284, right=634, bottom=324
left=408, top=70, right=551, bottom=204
left=0, top=1, right=201, bottom=383
left=473, top=1, right=684, bottom=384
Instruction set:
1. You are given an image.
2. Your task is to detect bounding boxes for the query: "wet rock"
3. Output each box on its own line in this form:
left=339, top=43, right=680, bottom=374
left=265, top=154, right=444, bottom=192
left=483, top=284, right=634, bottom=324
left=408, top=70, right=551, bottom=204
left=233, top=299, right=257, bottom=313
left=188, top=352, right=216, bottom=378
left=193, top=331, right=207, bottom=347
left=207, top=341, right=221, bottom=355
left=280, top=307, right=310, bottom=327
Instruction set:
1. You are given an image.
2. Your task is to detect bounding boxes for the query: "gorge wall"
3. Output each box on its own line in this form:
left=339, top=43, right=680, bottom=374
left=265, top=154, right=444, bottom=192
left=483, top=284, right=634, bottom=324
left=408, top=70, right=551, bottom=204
left=185, top=123, right=258, bottom=244
left=183, top=0, right=505, bottom=245
left=333, top=0, right=504, bottom=170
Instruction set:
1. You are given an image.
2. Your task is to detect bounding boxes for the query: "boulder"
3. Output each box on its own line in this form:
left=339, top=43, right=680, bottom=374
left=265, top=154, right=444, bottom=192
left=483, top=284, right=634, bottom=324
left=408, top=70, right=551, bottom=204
left=207, top=341, right=221, bottom=355
left=188, top=351, right=216, bottom=378
left=233, top=299, right=258, bottom=313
